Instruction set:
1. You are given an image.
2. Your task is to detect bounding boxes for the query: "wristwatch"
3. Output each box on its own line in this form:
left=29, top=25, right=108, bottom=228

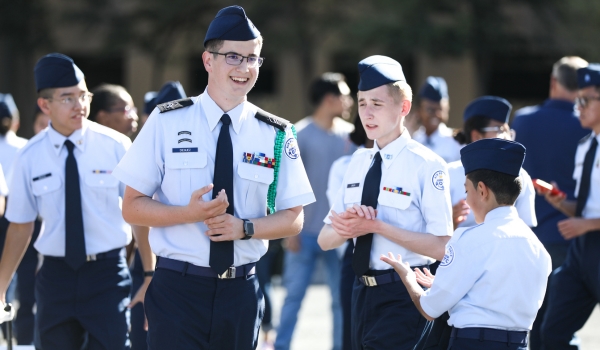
left=241, top=219, right=254, bottom=240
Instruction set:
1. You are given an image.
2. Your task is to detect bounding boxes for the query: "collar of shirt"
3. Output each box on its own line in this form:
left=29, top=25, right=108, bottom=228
left=373, top=129, right=410, bottom=168
left=200, top=90, right=247, bottom=135
left=543, top=98, right=576, bottom=112
left=484, top=205, right=518, bottom=223
left=47, top=119, right=88, bottom=156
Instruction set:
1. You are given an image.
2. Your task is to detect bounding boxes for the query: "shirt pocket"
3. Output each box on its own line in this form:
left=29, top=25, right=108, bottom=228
left=85, top=172, right=120, bottom=212
left=237, top=162, right=274, bottom=217
left=378, top=190, right=413, bottom=224
left=343, top=185, right=363, bottom=209
left=31, top=174, right=62, bottom=220
left=164, top=151, right=208, bottom=205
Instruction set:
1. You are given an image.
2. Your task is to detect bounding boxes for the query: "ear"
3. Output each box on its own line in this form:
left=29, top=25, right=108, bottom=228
left=477, top=181, right=489, bottom=199
left=202, top=51, right=213, bottom=73
left=470, top=129, right=484, bottom=142
left=400, top=99, right=412, bottom=117
left=37, top=97, right=52, bottom=116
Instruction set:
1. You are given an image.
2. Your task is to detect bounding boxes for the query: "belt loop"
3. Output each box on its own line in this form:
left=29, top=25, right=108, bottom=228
left=479, top=328, right=484, bottom=342
left=506, top=331, right=511, bottom=347
left=155, top=256, right=160, bottom=269
left=182, top=262, right=189, bottom=276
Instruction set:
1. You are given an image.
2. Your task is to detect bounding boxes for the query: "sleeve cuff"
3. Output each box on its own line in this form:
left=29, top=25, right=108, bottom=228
left=420, top=292, right=444, bottom=319
left=276, top=192, right=316, bottom=211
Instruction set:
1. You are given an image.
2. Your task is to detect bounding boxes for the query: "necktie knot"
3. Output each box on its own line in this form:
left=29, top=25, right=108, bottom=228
left=64, top=140, right=75, bottom=153
left=373, top=152, right=382, bottom=163
left=221, top=114, right=231, bottom=125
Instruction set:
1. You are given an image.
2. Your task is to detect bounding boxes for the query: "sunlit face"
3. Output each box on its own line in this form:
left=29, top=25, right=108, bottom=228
left=38, top=80, right=90, bottom=137
left=203, top=39, right=261, bottom=106
left=419, top=98, right=449, bottom=133
left=101, top=91, right=138, bottom=136
left=464, top=177, right=485, bottom=224
left=357, top=85, right=409, bottom=148
left=577, top=86, right=600, bottom=130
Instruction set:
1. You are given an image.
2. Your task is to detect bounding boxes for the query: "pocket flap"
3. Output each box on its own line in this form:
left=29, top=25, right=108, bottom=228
left=343, top=187, right=362, bottom=205
left=31, top=174, right=62, bottom=195
left=166, top=150, right=207, bottom=169
left=378, top=190, right=412, bottom=210
left=85, top=172, right=120, bottom=188
left=237, top=162, right=274, bottom=185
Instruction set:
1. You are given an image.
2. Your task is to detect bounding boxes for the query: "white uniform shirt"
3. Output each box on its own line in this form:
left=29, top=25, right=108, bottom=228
left=412, top=123, right=462, bottom=163
left=113, top=91, right=315, bottom=267
left=574, top=133, right=600, bottom=219
left=5, top=120, right=132, bottom=256
left=324, top=131, right=453, bottom=269
left=0, top=164, right=7, bottom=196
left=0, top=130, right=28, bottom=186
left=421, top=206, right=551, bottom=330
left=448, top=160, right=537, bottom=227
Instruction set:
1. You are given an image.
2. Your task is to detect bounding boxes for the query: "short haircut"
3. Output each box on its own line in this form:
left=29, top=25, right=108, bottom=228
left=89, top=84, right=129, bottom=122
left=386, top=81, right=413, bottom=105
left=466, top=169, right=522, bottom=205
left=552, top=56, right=588, bottom=92
left=309, top=72, right=347, bottom=106
left=204, top=36, right=264, bottom=54
left=38, top=88, right=55, bottom=99
left=454, top=115, right=492, bottom=145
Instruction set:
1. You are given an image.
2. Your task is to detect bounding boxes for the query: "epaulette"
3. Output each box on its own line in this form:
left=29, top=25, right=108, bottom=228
left=255, top=108, right=290, bottom=132
left=579, top=133, right=593, bottom=144
left=157, top=98, right=194, bottom=113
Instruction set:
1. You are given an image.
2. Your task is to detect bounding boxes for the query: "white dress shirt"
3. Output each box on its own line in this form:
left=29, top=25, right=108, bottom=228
left=0, top=130, right=28, bottom=186
left=412, top=123, right=462, bottom=163
left=574, top=133, right=600, bottom=219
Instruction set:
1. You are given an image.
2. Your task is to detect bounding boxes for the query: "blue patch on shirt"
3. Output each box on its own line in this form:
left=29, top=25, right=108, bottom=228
left=440, top=245, right=454, bottom=267
left=172, top=147, right=198, bottom=153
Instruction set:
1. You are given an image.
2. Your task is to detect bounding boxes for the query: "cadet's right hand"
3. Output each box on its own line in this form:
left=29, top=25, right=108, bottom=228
left=414, top=268, right=435, bottom=288
left=544, top=181, right=566, bottom=209
left=186, top=184, right=229, bottom=223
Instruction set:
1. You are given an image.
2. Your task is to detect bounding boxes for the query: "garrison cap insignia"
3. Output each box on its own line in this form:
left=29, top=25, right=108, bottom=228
left=157, top=98, right=194, bottom=113
left=255, top=109, right=290, bottom=131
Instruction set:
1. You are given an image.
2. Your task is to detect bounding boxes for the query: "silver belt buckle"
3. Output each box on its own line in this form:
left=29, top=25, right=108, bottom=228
left=218, top=266, right=236, bottom=279
left=86, top=254, right=97, bottom=262
left=362, top=275, right=377, bottom=287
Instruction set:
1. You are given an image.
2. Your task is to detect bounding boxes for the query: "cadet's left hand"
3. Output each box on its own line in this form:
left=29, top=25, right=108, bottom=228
left=558, top=218, right=590, bottom=240
left=329, top=209, right=378, bottom=239
left=380, top=252, right=416, bottom=283
left=128, top=279, right=150, bottom=330
left=205, top=214, right=245, bottom=241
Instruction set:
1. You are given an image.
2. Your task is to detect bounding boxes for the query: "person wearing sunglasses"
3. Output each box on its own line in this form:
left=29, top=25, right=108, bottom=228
left=89, top=84, right=139, bottom=137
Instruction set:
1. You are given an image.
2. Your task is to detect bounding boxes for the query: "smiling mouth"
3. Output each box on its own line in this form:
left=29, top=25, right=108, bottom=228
left=231, top=77, right=249, bottom=83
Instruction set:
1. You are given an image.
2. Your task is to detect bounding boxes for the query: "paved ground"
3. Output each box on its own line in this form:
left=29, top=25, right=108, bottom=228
left=260, top=284, right=600, bottom=350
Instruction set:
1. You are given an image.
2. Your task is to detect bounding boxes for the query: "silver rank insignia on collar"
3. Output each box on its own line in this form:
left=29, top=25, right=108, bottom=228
left=77, top=140, right=83, bottom=145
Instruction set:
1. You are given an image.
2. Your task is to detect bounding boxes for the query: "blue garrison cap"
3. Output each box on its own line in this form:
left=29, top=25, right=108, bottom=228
left=419, top=76, right=448, bottom=102
left=0, top=93, right=18, bottom=120
left=461, top=138, right=525, bottom=177
left=464, top=96, right=512, bottom=123
left=144, top=81, right=187, bottom=115
left=34, top=53, right=84, bottom=92
left=358, top=56, right=405, bottom=91
left=577, top=64, right=600, bottom=89
left=204, top=6, right=260, bottom=47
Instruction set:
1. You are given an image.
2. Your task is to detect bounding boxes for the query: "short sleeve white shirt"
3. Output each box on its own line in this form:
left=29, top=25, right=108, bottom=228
left=0, top=164, right=7, bottom=196
left=0, top=130, right=28, bottom=186
left=573, top=133, right=600, bottom=219
left=324, top=131, right=453, bottom=268
left=448, top=160, right=537, bottom=227
left=420, top=206, right=551, bottom=331
left=412, top=123, right=462, bottom=163
left=113, top=91, right=315, bottom=267
left=5, top=120, right=133, bottom=256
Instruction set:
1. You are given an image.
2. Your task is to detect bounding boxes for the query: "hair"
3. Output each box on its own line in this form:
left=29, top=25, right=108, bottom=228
left=466, top=169, right=522, bottom=205
left=349, top=113, right=368, bottom=146
left=38, top=88, right=54, bottom=99
left=204, top=35, right=264, bottom=55
left=309, top=72, right=347, bottom=106
left=386, top=81, right=413, bottom=104
left=552, top=56, right=588, bottom=92
left=89, top=84, right=129, bottom=122
left=0, top=116, right=10, bottom=136
left=454, top=115, right=492, bottom=145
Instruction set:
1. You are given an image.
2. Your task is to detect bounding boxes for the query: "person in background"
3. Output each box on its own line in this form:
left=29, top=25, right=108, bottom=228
left=33, top=106, right=50, bottom=135
left=275, top=72, right=355, bottom=350
left=449, top=96, right=537, bottom=229
left=412, top=76, right=462, bottom=163
left=511, top=56, right=589, bottom=350
left=89, top=84, right=139, bottom=137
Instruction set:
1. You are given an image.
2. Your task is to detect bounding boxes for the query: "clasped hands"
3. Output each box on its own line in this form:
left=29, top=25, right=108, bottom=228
left=186, top=183, right=245, bottom=241
left=329, top=204, right=381, bottom=239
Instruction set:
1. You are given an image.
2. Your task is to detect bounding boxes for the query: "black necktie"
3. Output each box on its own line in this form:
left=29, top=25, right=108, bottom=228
left=209, top=114, right=235, bottom=275
left=576, top=137, right=598, bottom=217
left=352, top=152, right=382, bottom=276
left=64, top=140, right=86, bottom=270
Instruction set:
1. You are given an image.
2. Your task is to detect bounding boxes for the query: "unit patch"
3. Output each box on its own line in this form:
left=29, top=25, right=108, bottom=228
left=440, top=245, right=454, bottom=267
left=284, top=138, right=299, bottom=160
left=432, top=170, right=446, bottom=191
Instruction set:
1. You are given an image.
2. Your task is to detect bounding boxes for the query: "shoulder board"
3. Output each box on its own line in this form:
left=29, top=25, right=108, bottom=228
left=579, top=133, right=593, bottom=144
left=157, top=98, right=194, bottom=113
left=255, top=108, right=290, bottom=132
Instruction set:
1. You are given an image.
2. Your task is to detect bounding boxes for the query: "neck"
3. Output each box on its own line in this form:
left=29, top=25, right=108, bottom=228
left=50, top=122, right=76, bottom=137
left=425, top=124, right=439, bottom=136
left=206, top=85, right=246, bottom=113
left=593, top=126, right=600, bottom=136
left=312, top=108, right=335, bottom=130
left=376, top=127, right=403, bottom=150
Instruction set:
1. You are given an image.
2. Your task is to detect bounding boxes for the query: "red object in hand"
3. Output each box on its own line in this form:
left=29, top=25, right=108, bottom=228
left=532, top=179, right=565, bottom=197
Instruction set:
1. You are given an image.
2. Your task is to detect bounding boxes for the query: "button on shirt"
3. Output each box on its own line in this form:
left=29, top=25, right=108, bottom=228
left=420, top=206, right=551, bottom=331
left=448, top=160, right=537, bottom=227
left=5, top=120, right=132, bottom=256
left=324, top=131, right=453, bottom=269
left=574, top=133, right=600, bottom=219
left=0, top=130, right=28, bottom=185
left=112, top=91, right=315, bottom=267
left=412, top=123, right=462, bottom=163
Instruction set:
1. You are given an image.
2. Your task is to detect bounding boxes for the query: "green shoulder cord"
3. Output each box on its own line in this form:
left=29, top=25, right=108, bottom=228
left=267, top=125, right=297, bottom=214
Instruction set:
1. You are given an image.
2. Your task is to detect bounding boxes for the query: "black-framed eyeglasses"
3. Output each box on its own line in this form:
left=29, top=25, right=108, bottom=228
left=575, top=96, right=600, bottom=109
left=208, top=52, right=264, bottom=67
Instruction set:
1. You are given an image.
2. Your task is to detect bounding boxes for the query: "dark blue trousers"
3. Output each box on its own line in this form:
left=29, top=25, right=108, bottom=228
left=340, top=240, right=354, bottom=350
left=256, top=238, right=282, bottom=333
left=34, top=253, right=132, bottom=350
left=541, top=231, right=600, bottom=349
left=145, top=267, right=264, bottom=349
left=130, top=250, right=147, bottom=350
left=351, top=271, right=427, bottom=350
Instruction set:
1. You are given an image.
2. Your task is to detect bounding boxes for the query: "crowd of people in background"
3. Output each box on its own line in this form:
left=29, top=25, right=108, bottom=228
left=0, top=5, right=599, bottom=350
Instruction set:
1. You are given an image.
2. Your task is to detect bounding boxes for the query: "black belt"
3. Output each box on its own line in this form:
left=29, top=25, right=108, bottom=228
left=451, top=327, right=528, bottom=345
left=156, top=257, right=256, bottom=279
left=44, top=247, right=124, bottom=262
left=358, top=264, right=430, bottom=287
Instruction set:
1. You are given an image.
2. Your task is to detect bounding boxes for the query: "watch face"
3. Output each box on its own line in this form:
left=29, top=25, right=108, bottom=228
left=245, top=221, right=254, bottom=235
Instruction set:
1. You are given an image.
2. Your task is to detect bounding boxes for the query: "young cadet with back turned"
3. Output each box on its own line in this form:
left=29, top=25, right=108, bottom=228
left=318, top=55, right=453, bottom=350
left=383, top=138, right=552, bottom=350
left=113, top=5, right=315, bottom=349
left=0, top=53, right=152, bottom=350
